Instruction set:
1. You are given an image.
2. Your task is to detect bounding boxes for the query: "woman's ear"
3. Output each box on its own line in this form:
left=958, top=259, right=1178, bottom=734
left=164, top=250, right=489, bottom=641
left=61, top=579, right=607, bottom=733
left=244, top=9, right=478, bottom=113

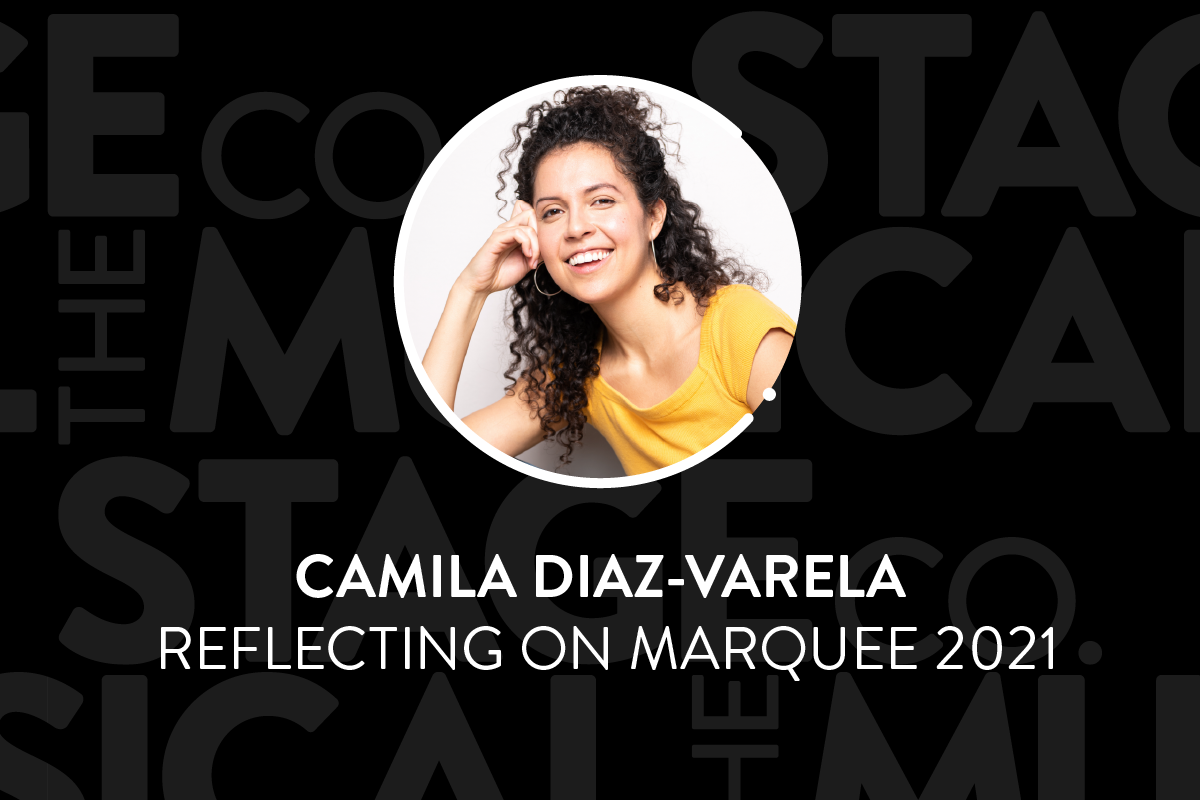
left=650, top=198, right=667, bottom=240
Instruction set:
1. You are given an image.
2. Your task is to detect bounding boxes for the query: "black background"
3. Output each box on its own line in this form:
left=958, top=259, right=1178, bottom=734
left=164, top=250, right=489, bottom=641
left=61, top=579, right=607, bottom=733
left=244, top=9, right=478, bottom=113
left=1, top=6, right=1190, bottom=798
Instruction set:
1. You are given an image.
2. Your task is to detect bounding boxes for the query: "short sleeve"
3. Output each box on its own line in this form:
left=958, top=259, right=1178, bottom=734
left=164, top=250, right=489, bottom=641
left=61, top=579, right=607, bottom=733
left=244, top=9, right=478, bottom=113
left=708, top=285, right=797, bottom=405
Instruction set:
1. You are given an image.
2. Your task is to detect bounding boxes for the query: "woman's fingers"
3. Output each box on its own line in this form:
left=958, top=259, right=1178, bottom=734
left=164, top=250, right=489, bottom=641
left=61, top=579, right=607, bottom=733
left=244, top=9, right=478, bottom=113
left=516, top=224, right=539, bottom=266
left=511, top=226, right=539, bottom=260
left=522, top=225, right=539, bottom=266
left=526, top=225, right=540, bottom=267
left=498, top=211, right=533, bottom=234
left=492, top=223, right=525, bottom=250
left=508, top=199, right=534, bottom=224
left=486, top=218, right=540, bottom=278
left=523, top=210, right=540, bottom=263
left=499, top=207, right=538, bottom=232
left=495, top=217, right=539, bottom=257
left=469, top=209, right=543, bottom=294
left=507, top=227, right=529, bottom=259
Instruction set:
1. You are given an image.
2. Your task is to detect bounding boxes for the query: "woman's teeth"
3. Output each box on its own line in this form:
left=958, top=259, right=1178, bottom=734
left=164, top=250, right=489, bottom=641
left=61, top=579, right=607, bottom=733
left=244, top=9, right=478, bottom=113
left=567, top=250, right=612, bottom=267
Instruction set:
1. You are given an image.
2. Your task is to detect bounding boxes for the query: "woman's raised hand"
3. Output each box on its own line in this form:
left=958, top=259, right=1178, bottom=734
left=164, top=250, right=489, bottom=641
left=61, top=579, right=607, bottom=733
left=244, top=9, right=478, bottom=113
left=459, top=200, right=541, bottom=296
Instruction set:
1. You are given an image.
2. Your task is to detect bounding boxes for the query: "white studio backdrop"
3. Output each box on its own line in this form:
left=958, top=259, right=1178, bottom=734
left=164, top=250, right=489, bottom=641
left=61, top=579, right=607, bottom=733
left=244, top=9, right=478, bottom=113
left=400, top=81, right=802, bottom=478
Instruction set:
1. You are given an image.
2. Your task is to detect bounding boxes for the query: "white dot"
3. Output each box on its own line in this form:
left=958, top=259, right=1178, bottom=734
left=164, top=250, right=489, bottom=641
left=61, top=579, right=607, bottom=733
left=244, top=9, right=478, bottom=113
left=762, top=387, right=776, bottom=402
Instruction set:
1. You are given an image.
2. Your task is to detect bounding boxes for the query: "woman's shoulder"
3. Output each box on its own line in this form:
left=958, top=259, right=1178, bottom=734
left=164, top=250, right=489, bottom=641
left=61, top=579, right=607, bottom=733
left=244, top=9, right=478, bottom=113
left=704, top=283, right=797, bottom=403
left=706, top=284, right=796, bottom=335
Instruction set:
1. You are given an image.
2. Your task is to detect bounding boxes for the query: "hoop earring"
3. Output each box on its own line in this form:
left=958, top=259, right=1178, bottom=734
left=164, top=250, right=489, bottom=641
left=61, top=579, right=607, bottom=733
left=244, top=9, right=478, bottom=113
left=533, top=262, right=561, bottom=297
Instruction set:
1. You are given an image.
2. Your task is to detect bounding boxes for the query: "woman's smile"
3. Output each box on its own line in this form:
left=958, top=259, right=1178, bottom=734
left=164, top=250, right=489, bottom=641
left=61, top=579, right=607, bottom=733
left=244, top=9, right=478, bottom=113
left=565, top=248, right=613, bottom=273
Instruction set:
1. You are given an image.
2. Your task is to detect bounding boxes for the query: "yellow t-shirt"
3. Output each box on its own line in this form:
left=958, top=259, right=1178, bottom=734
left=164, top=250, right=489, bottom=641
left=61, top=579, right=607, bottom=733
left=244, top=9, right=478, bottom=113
left=584, top=284, right=796, bottom=475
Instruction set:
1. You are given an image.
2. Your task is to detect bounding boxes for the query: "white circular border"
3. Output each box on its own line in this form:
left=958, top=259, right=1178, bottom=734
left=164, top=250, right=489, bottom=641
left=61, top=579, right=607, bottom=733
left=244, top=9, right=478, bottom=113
left=394, top=74, right=800, bottom=488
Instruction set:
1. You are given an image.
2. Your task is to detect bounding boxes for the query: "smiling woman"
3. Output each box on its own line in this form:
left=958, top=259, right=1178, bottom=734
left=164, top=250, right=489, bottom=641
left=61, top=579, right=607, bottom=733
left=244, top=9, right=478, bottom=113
left=418, top=85, right=798, bottom=479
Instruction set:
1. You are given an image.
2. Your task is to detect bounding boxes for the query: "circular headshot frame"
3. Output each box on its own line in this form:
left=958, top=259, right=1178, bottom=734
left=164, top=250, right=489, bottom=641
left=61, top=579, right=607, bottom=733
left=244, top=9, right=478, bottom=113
left=394, top=74, right=801, bottom=488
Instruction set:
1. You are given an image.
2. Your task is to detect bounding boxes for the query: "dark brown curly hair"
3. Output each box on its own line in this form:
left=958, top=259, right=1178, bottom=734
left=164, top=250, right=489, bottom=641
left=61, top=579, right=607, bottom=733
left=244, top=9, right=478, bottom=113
left=497, top=86, right=764, bottom=466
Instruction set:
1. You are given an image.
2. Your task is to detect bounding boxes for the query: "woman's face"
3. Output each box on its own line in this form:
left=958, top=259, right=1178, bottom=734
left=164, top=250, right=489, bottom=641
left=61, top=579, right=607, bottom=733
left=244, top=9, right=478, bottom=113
left=532, top=143, right=664, bottom=306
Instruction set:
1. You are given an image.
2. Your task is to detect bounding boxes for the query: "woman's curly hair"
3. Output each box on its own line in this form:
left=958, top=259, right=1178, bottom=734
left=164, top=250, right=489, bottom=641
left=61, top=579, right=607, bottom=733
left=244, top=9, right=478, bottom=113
left=497, top=86, right=764, bottom=466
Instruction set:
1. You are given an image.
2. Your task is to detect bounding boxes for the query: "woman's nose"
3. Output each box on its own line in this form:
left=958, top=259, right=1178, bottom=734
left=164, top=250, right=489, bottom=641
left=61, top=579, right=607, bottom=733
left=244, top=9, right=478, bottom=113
left=567, top=208, right=594, bottom=239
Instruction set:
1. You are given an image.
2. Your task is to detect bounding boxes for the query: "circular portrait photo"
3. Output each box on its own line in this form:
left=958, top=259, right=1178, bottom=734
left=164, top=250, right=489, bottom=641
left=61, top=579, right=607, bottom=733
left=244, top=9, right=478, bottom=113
left=395, top=77, right=802, bottom=486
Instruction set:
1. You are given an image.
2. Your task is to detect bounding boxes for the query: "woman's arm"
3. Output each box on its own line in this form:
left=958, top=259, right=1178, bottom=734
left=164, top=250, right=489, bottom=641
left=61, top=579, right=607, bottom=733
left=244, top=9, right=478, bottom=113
left=421, top=277, right=490, bottom=412
left=421, top=199, right=539, bottom=412
left=421, top=200, right=553, bottom=455
left=424, top=286, right=557, bottom=455
left=461, top=377, right=564, bottom=456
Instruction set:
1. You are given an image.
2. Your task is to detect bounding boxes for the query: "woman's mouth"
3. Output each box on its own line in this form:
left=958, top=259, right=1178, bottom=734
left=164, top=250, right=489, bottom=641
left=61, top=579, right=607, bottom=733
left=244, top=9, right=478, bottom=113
left=566, top=249, right=613, bottom=274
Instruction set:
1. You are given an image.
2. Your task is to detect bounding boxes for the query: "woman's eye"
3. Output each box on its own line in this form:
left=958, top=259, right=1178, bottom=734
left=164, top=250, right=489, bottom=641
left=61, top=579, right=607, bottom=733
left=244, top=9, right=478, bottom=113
left=594, top=198, right=614, bottom=207
left=541, top=208, right=562, bottom=219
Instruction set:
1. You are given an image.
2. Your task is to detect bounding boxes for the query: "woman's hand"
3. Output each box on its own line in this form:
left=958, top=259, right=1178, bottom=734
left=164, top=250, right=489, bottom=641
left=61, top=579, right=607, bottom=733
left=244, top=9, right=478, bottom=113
left=459, top=200, right=541, bottom=296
